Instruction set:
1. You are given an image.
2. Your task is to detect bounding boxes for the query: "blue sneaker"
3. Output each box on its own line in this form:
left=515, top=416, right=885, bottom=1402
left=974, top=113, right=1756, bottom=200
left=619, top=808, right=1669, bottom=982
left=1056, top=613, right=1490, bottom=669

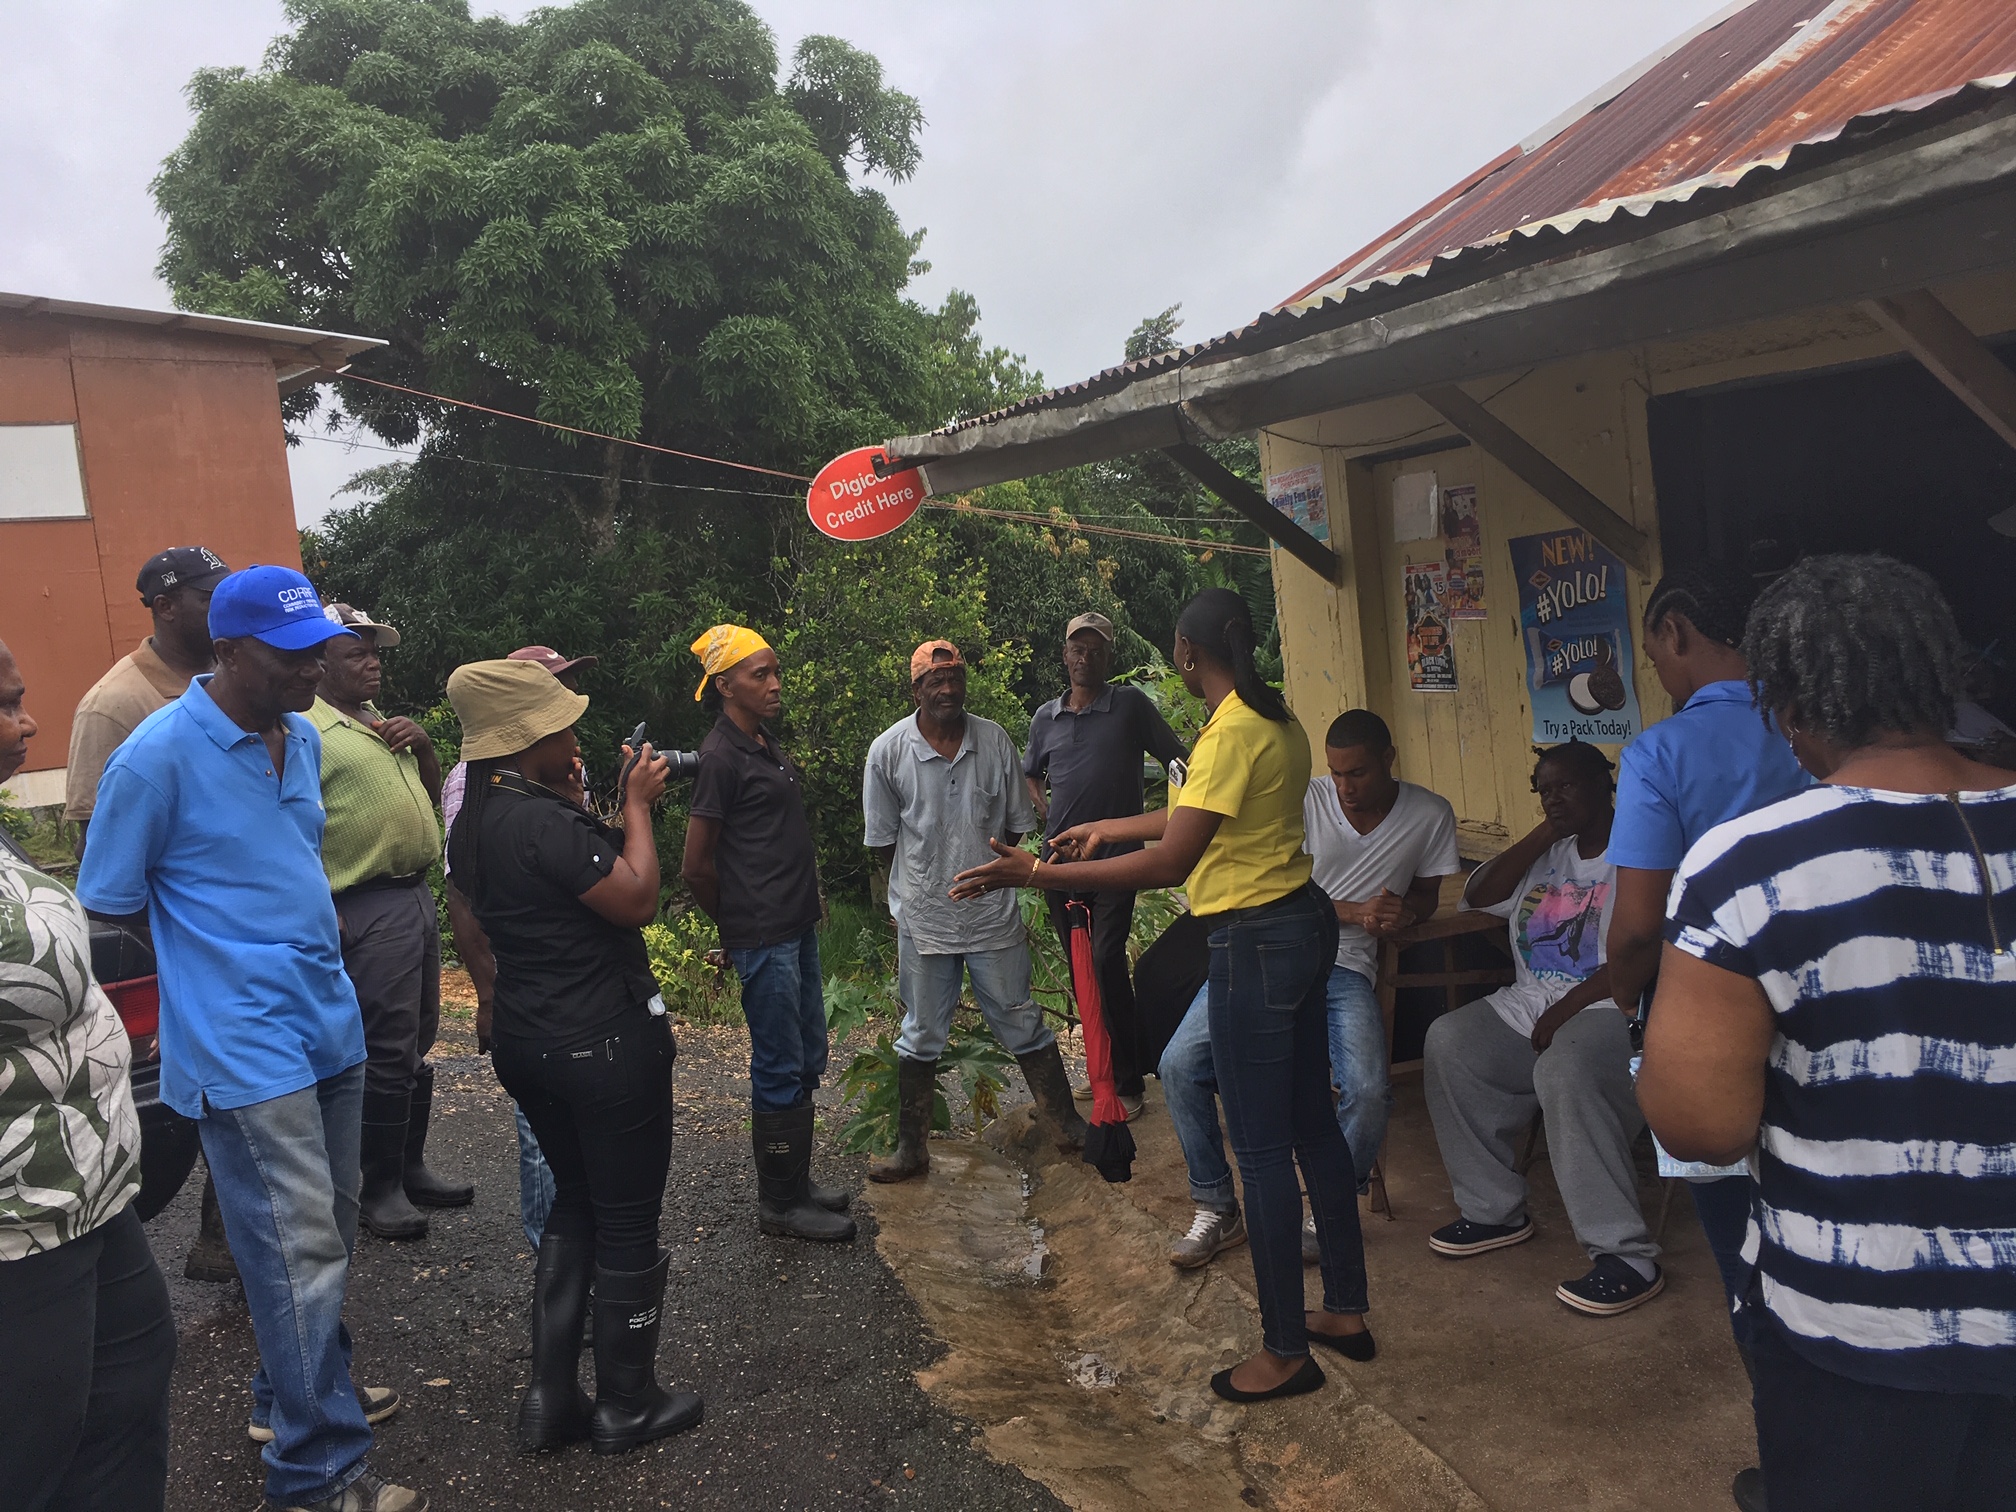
left=1427, top=1216, right=1535, bottom=1257
left=1556, top=1254, right=1664, bottom=1316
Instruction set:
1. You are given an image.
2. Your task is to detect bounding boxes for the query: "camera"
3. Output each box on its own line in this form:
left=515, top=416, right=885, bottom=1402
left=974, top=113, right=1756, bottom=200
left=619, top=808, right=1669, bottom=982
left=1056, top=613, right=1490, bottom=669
left=615, top=722, right=700, bottom=807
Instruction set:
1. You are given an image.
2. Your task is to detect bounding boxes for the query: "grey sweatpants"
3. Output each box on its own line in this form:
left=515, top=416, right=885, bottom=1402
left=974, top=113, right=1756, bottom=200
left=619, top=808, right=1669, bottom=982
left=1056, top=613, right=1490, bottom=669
left=1423, top=998, right=1657, bottom=1264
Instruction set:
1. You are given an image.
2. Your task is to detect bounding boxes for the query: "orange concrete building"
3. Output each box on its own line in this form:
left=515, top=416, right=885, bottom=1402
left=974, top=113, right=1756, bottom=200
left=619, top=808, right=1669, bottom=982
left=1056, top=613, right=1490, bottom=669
left=0, top=291, right=381, bottom=807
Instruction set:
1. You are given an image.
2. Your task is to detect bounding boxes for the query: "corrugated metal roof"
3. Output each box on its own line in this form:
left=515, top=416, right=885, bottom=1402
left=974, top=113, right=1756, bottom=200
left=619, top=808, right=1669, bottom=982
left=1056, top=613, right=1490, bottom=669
left=1286, top=0, right=2016, bottom=310
left=903, top=0, right=2016, bottom=449
left=0, top=290, right=384, bottom=385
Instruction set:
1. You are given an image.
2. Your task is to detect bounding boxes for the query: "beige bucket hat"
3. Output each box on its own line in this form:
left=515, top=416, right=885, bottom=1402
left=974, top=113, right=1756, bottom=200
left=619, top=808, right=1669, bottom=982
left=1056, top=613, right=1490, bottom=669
left=447, top=659, right=590, bottom=761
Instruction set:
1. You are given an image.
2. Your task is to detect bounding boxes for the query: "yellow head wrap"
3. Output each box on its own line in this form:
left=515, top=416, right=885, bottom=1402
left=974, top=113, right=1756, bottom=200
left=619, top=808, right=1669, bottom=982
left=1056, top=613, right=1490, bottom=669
left=690, top=624, right=772, bottom=701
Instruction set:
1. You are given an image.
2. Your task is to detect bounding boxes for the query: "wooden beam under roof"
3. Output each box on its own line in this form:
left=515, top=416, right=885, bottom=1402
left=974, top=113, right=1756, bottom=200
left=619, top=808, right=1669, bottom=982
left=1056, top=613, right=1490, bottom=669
left=1160, top=443, right=1342, bottom=582
left=1416, top=385, right=1650, bottom=572
left=1860, top=288, right=2016, bottom=455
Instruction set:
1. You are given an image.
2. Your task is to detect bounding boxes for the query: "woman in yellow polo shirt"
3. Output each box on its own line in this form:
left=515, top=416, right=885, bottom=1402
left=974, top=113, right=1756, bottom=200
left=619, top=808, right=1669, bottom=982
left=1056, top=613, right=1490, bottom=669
left=954, top=587, right=1371, bottom=1402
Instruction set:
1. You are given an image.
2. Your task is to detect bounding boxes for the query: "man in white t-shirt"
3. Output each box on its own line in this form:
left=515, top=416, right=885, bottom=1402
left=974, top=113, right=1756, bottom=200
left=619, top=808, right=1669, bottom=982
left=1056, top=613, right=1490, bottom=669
left=1159, top=710, right=1459, bottom=1269
left=1422, top=741, right=1662, bottom=1318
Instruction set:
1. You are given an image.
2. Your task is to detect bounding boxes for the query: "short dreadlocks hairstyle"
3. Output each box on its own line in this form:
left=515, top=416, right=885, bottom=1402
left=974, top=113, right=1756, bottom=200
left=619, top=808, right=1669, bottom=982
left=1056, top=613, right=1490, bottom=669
left=1531, top=738, right=1616, bottom=794
left=1743, top=553, right=1964, bottom=748
left=1643, top=561, right=1757, bottom=648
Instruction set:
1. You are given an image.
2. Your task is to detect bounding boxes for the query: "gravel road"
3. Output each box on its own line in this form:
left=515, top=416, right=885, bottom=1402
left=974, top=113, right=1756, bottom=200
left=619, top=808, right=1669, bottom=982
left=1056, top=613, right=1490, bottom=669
left=148, top=1005, right=1067, bottom=1512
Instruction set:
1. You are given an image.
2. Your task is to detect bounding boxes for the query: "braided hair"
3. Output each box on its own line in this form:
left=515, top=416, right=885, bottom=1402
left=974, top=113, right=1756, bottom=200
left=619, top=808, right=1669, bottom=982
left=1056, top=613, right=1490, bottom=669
left=1176, top=587, right=1292, bottom=723
left=1531, top=738, right=1615, bottom=794
left=1643, top=561, right=1757, bottom=648
left=1743, top=553, right=1964, bottom=748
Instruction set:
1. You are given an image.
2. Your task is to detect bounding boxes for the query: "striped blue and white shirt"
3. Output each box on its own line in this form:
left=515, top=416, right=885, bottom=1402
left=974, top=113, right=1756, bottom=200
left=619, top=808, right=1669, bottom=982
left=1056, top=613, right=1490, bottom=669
left=1667, top=782, right=2016, bottom=1394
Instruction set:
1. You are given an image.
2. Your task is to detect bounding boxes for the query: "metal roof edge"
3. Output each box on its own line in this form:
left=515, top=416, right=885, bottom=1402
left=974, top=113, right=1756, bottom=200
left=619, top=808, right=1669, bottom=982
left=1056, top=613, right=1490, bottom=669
left=0, top=290, right=385, bottom=358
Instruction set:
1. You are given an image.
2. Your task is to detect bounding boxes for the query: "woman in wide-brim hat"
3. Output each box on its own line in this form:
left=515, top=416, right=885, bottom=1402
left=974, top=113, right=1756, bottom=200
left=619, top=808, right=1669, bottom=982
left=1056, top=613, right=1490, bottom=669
left=444, top=659, right=701, bottom=1457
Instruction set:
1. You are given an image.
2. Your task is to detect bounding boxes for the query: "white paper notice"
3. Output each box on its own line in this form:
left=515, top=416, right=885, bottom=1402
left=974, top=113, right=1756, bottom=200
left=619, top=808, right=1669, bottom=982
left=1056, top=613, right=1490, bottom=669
left=1393, top=471, right=1439, bottom=542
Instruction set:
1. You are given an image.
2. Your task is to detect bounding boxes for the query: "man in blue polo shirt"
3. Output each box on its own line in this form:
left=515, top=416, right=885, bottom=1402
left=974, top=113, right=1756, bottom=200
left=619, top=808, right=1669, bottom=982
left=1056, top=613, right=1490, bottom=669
left=78, top=566, right=426, bottom=1512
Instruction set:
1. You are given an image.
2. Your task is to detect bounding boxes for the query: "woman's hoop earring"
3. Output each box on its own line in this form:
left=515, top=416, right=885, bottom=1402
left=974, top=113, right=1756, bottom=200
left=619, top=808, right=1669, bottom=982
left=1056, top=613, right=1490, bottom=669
left=1183, top=659, right=1196, bottom=672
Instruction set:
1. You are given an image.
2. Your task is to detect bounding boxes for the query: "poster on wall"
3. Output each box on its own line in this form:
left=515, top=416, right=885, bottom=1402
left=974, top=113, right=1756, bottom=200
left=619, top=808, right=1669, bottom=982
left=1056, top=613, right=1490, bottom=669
left=1264, top=464, right=1329, bottom=542
left=1403, top=559, right=1458, bottom=692
left=1439, top=484, right=1487, bottom=619
left=1508, top=528, right=1643, bottom=743
left=1393, top=470, right=1439, bottom=542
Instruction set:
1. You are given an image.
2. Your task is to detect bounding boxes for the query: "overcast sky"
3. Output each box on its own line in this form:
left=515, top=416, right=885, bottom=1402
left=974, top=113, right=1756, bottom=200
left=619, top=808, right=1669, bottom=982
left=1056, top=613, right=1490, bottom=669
left=4, top=0, right=1730, bottom=525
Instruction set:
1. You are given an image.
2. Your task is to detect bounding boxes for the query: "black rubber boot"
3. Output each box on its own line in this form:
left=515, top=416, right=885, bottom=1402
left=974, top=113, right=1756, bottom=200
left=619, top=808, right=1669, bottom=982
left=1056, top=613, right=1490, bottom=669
left=753, top=1106, right=857, bottom=1242
left=517, top=1232, right=595, bottom=1453
left=1017, top=1043, right=1090, bottom=1152
left=360, top=1090, right=429, bottom=1241
left=184, top=1169, right=239, bottom=1282
left=589, top=1252, right=703, bottom=1454
left=866, top=1057, right=937, bottom=1184
left=404, top=1063, right=476, bottom=1208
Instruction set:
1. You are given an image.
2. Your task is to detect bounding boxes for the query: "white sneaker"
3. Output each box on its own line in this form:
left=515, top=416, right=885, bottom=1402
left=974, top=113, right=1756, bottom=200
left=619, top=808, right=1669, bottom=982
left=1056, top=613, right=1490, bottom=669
left=1169, top=1206, right=1247, bottom=1269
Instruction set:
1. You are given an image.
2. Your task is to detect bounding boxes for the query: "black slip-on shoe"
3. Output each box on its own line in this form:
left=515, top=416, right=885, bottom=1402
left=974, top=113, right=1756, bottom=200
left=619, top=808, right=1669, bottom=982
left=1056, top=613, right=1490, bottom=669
left=1306, top=1322, right=1376, bottom=1363
left=1732, top=1467, right=1769, bottom=1512
left=1427, top=1216, right=1535, bottom=1257
left=1556, top=1254, right=1665, bottom=1316
left=1209, top=1354, right=1326, bottom=1403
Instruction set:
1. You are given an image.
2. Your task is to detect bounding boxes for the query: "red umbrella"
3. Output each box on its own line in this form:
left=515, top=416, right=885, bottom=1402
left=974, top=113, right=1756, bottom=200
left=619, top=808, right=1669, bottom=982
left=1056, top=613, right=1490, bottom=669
left=1068, top=899, right=1136, bottom=1182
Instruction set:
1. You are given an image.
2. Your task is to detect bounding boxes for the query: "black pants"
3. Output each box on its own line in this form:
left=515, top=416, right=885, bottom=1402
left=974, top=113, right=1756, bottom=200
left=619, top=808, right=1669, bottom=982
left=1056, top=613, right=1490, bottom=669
left=1750, top=1304, right=2015, bottom=1511
left=0, top=1206, right=175, bottom=1511
left=1048, top=889, right=1144, bottom=1095
left=493, top=1011, right=675, bottom=1273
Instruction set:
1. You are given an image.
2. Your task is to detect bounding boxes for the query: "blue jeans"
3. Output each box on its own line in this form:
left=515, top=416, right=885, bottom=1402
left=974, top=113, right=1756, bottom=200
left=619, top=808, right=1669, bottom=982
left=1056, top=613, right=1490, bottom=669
left=1691, top=1173, right=1756, bottom=1343
left=516, top=1104, right=555, bottom=1250
left=201, top=1062, right=375, bottom=1504
left=1159, top=986, right=1231, bottom=1207
left=1326, top=964, right=1391, bottom=1186
left=1206, top=884, right=1368, bottom=1359
left=729, top=928, right=831, bottom=1112
left=893, top=933, right=1053, bottom=1061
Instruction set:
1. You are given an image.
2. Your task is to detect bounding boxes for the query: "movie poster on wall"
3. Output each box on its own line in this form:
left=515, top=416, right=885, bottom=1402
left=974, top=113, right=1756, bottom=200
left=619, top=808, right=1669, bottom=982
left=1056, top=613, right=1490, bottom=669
left=1440, top=484, right=1487, bottom=619
left=1264, top=464, right=1330, bottom=543
left=1508, top=528, right=1642, bottom=743
left=1403, top=559, right=1458, bottom=692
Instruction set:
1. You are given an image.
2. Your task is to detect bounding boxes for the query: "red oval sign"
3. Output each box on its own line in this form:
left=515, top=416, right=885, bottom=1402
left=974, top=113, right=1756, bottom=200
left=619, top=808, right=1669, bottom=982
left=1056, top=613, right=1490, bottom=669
left=807, top=446, right=926, bottom=541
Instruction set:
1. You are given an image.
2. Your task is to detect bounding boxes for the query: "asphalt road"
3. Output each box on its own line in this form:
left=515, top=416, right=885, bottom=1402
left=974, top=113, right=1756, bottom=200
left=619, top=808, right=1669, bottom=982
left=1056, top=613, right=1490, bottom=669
left=148, top=1014, right=1066, bottom=1512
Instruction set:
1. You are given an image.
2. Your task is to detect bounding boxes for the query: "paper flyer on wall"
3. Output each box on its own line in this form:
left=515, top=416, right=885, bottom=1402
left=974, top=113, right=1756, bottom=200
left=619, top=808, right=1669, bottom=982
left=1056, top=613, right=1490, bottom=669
left=1403, top=559, right=1458, bottom=692
left=1508, top=528, right=1642, bottom=743
left=1439, top=483, right=1487, bottom=619
left=1264, top=464, right=1329, bottom=543
left=1392, top=470, right=1439, bottom=542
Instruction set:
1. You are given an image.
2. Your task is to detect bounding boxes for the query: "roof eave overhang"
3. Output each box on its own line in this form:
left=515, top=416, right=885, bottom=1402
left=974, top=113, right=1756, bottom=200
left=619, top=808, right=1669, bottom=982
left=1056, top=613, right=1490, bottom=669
left=889, top=96, right=2016, bottom=494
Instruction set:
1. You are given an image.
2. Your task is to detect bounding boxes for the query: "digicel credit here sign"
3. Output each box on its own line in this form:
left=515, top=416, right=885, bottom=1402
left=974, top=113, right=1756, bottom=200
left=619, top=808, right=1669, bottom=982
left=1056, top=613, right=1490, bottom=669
left=807, top=446, right=926, bottom=542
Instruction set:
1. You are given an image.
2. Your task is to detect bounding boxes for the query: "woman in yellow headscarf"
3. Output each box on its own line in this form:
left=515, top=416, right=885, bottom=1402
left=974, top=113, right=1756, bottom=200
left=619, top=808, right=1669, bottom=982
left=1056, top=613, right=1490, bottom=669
left=680, top=625, right=855, bottom=1243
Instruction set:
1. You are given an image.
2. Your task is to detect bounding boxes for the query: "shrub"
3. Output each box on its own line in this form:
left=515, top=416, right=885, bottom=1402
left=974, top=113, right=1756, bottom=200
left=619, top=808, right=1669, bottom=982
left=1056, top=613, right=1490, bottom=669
left=642, top=911, right=743, bottom=1026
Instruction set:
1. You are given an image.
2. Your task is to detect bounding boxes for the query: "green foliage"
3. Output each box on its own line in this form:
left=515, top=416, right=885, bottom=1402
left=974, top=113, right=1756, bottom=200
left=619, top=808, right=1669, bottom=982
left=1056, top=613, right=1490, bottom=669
left=832, top=1018, right=1008, bottom=1155
left=820, top=972, right=893, bottom=1043
left=0, top=795, right=75, bottom=876
left=642, top=909, right=743, bottom=1024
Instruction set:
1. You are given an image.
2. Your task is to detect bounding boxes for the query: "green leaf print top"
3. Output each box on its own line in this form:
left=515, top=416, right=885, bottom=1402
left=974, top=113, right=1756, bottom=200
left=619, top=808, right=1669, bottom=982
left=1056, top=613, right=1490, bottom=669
left=0, top=847, right=141, bottom=1259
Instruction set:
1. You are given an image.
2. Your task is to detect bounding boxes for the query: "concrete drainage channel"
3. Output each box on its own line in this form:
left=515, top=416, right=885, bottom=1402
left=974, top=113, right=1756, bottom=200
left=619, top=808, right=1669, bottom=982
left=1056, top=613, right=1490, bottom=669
left=862, top=1106, right=1485, bottom=1512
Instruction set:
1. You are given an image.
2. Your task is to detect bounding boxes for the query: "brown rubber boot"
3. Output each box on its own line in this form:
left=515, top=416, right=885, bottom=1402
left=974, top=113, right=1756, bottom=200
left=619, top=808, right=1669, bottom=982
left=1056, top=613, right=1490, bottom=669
left=184, top=1170, right=239, bottom=1283
left=866, top=1057, right=937, bottom=1184
left=1017, top=1043, right=1090, bottom=1152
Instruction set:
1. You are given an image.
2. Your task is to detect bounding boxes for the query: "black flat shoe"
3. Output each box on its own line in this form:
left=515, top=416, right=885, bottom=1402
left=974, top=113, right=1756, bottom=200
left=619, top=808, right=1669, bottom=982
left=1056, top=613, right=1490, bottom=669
left=1307, top=1323, right=1376, bottom=1362
left=1209, top=1354, right=1326, bottom=1403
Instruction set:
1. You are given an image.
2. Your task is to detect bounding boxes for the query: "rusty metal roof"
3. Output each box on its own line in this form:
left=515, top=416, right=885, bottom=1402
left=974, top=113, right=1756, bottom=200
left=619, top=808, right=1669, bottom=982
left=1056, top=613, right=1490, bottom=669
left=901, top=0, right=2016, bottom=451
left=1286, top=0, right=2016, bottom=310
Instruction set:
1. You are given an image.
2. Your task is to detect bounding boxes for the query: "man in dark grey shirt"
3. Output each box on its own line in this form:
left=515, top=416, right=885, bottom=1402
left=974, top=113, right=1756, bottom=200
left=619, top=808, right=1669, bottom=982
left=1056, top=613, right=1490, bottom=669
left=1022, top=612, right=1186, bottom=1112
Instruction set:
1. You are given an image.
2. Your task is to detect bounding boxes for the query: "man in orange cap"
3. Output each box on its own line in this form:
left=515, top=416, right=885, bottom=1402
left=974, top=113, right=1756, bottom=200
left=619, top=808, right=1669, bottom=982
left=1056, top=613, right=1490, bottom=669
left=861, top=640, right=1087, bottom=1182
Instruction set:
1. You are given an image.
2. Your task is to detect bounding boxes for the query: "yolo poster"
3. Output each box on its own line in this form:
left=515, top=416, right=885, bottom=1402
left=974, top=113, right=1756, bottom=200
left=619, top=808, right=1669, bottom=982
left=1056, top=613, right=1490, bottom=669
left=1509, top=529, right=1642, bottom=743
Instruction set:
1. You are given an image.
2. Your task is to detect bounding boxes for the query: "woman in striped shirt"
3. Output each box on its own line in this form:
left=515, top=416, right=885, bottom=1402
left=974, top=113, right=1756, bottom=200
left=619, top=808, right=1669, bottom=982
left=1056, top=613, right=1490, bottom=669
left=1639, top=554, right=2014, bottom=1512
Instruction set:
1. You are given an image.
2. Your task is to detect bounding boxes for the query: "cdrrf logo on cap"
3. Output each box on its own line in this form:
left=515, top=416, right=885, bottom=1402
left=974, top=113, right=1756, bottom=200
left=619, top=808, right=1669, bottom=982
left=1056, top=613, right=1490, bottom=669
left=277, top=585, right=320, bottom=614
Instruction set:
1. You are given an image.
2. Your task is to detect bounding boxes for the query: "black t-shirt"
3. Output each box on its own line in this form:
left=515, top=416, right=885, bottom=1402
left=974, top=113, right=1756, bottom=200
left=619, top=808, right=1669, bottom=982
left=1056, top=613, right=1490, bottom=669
left=449, top=771, right=656, bottom=1048
left=689, top=715, right=822, bottom=950
left=1023, top=684, right=1187, bottom=857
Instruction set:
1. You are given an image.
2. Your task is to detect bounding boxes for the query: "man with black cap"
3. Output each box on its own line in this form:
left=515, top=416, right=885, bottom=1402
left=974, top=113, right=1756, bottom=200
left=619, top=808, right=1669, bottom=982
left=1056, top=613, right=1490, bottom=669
left=65, top=545, right=230, bottom=854
left=65, top=545, right=240, bottom=1285
left=312, top=604, right=472, bottom=1242
left=76, top=565, right=424, bottom=1512
left=1023, top=611, right=1186, bottom=1118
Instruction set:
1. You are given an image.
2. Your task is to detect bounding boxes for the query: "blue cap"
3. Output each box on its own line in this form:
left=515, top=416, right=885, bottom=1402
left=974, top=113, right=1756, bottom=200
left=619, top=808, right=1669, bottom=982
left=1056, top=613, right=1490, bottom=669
left=208, top=566, right=359, bottom=651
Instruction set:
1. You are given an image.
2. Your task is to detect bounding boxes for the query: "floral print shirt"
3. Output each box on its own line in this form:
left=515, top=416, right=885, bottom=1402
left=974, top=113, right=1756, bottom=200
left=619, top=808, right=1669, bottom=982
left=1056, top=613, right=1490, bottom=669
left=0, top=842, right=141, bottom=1259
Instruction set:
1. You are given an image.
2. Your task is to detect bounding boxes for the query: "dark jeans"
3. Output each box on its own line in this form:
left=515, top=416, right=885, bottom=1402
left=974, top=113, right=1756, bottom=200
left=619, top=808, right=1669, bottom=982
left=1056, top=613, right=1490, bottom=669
left=0, top=1206, right=175, bottom=1512
left=1690, top=1174, right=1755, bottom=1340
left=336, top=875, right=441, bottom=1099
left=1048, top=890, right=1144, bottom=1095
left=494, top=1010, right=675, bottom=1273
left=1749, top=1304, right=2015, bottom=1511
left=1205, top=883, right=1368, bottom=1358
left=728, top=928, right=830, bottom=1113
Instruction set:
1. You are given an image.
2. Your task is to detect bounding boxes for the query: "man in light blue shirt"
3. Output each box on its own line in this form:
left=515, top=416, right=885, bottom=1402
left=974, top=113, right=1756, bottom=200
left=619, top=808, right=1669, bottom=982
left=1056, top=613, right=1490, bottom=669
left=861, top=640, right=1085, bottom=1184
left=77, top=566, right=421, bottom=1512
